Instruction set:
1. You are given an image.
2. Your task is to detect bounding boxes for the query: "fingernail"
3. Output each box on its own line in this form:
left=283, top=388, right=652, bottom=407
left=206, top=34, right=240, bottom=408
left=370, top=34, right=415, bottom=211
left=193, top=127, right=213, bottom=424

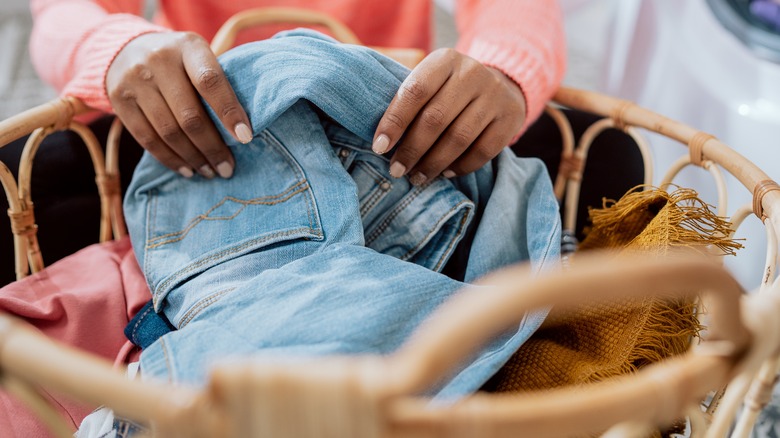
left=178, top=166, right=194, bottom=178
left=410, top=172, right=428, bottom=186
left=372, top=134, right=390, bottom=154
left=235, top=122, right=253, bottom=144
left=200, top=164, right=216, bottom=179
left=442, top=169, right=456, bottom=179
left=389, top=162, right=406, bottom=178
left=216, top=161, right=234, bottom=179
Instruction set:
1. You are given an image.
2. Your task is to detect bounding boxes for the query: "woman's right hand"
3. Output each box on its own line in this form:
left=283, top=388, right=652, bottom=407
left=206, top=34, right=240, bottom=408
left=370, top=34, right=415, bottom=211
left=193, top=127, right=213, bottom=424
left=106, top=32, right=253, bottom=179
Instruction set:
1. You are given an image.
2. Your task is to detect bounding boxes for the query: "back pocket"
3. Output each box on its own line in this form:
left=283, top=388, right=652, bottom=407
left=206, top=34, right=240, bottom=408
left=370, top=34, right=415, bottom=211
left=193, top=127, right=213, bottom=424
left=140, top=130, right=323, bottom=304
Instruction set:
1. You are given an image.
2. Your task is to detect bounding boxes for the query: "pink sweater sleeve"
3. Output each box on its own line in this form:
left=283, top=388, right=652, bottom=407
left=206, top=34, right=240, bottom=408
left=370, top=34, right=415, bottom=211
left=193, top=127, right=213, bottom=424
left=29, top=0, right=170, bottom=112
left=455, top=0, right=567, bottom=136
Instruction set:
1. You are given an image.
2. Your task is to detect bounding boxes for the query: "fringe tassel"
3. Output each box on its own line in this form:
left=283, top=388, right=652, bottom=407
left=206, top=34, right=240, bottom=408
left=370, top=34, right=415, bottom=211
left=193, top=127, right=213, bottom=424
left=582, top=185, right=743, bottom=256
left=491, top=183, right=740, bottom=438
left=585, top=298, right=702, bottom=384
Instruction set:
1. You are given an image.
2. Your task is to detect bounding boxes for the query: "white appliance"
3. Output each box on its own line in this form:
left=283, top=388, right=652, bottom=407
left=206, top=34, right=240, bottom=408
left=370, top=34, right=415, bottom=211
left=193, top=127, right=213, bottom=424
left=603, top=0, right=780, bottom=289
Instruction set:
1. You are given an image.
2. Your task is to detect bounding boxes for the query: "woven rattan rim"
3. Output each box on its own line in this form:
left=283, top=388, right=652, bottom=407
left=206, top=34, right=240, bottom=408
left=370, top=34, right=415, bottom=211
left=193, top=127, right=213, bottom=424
left=689, top=132, right=717, bottom=167
left=754, top=180, right=780, bottom=221
left=610, top=99, right=633, bottom=130
left=96, top=174, right=121, bottom=198
left=50, top=98, right=76, bottom=132
left=7, top=208, right=36, bottom=237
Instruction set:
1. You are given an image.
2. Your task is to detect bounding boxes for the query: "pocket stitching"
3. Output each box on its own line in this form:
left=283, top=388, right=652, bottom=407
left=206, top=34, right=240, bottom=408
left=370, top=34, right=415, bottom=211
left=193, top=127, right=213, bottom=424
left=145, top=180, right=311, bottom=249
left=178, top=287, right=235, bottom=329
left=153, top=227, right=323, bottom=299
left=365, top=186, right=424, bottom=246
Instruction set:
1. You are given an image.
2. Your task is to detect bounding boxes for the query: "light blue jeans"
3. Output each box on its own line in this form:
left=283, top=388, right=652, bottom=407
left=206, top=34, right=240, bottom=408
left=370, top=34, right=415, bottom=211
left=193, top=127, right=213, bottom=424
left=123, top=29, right=561, bottom=400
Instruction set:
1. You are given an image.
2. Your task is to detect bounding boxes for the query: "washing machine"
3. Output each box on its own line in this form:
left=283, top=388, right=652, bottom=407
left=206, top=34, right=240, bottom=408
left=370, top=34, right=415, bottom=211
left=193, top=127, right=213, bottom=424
left=602, top=0, right=780, bottom=291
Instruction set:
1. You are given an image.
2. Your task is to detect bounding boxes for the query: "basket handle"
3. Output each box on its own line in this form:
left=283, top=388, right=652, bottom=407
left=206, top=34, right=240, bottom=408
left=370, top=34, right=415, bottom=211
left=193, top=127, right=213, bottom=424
left=209, top=7, right=425, bottom=68
left=387, top=252, right=752, bottom=396
left=210, top=7, right=362, bottom=56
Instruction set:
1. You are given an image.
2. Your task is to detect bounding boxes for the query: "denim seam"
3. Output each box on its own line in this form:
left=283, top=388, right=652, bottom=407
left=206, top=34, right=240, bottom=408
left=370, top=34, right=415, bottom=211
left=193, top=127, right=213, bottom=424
left=432, top=208, right=471, bottom=272
left=354, top=161, right=390, bottom=217
left=329, top=139, right=382, bottom=156
left=365, top=186, right=423, bottom=245
left=144, top=188, right=158, bottom=285
left=400, top=201, right=468, bottom=261
left=178, top=288, right=234, bottom=329
left=254, top=129, right=321, bottom=233
left=303, top=181, right=318, bottom=231
left=361, top=188, right=384, bottom=218
left=154, top=227, right=324, bottom=299
left=413, top=201, right=471, bottom=272
left=534, top=219, right=561, bottom=275
left=261, top=127, right=325, bottom=235
left=129, top=305, right=154, bottom=344
left=353, top=158, right=388, bottom=180
left=262, top=129, right=310, bottom=183
left=254, top=130, right=315, bottom=229
left=160, top=337, right=173, bottom=383
left=146, top=180, right=310, bottom=248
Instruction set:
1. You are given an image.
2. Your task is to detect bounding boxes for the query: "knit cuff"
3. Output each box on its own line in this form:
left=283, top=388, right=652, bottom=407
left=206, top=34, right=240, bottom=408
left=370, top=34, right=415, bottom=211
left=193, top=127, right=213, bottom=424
left=465, top=37, right=566, bottom=142
left=62, top=14, right=170, bottom=113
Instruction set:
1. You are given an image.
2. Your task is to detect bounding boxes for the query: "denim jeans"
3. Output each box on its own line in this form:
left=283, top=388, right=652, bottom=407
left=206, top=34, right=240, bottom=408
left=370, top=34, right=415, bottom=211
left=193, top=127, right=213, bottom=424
left=123, top=29, right=561, bottom=400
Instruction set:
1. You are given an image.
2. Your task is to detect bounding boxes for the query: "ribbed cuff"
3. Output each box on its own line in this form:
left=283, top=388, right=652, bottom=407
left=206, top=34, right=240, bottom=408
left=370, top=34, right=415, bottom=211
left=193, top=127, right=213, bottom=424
left=62, top=14, right=170, bottom=113
left=466, top=37, right=566, bottom=141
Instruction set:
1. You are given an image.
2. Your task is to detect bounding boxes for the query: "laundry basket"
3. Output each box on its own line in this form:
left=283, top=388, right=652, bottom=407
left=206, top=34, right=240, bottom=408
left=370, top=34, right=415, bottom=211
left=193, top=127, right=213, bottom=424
left=1, top=7, right=780, bottom=438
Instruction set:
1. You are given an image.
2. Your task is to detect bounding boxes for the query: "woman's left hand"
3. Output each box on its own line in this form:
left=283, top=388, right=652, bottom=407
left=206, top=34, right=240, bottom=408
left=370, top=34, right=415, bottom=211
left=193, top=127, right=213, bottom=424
left=372, top=48, right=526, bottom=185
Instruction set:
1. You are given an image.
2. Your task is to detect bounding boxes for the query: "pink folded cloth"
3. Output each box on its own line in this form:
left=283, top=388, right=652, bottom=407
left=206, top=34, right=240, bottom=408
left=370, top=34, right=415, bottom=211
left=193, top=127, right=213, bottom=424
left=0, top=237, right=150, bottom=437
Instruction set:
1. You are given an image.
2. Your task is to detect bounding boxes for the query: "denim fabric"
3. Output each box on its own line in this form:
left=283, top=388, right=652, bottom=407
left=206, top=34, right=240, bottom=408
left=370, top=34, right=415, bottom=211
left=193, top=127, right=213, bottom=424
left=123, top=29, right=561, bottom=399
left=124, top=300, right=175, bottom=350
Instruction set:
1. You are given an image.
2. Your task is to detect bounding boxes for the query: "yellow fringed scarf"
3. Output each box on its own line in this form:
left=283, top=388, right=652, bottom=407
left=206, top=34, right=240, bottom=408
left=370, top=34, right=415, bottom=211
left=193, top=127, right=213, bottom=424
left=487, top=186, right=742, bottom=433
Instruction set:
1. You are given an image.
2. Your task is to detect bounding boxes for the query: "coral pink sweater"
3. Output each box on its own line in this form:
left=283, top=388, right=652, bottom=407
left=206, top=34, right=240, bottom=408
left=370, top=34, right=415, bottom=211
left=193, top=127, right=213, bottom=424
left=29, top=0, right=565, bottom=131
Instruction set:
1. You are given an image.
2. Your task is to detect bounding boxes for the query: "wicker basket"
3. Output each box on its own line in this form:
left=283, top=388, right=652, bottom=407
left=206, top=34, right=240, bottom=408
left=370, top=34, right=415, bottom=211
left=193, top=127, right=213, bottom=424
left=1, top=8, right=779, bottom=438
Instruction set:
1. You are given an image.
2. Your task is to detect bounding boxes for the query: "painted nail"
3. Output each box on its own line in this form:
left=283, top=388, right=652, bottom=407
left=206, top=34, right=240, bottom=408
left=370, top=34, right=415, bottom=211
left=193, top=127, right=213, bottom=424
left=178, top=166, right=194, bottom=178
left=199, top=164, right=216, bottom=179
left=389, top=162, right=406, bottom=178
left=372, top=134, right=390, bottom=154
left=235, top=122, right=253, bottom=144
left=216, top=161, right=234, bottom=179
left=410, top=172, right=428, bottom=186
left=442, top=169, right=456, bottom=179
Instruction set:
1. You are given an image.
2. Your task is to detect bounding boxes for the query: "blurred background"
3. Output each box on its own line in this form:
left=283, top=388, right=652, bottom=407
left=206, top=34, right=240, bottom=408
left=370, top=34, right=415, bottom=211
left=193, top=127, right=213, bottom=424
left=0, top=0, right=56, bottom=120
left=2, top=0, right=619, bottom=120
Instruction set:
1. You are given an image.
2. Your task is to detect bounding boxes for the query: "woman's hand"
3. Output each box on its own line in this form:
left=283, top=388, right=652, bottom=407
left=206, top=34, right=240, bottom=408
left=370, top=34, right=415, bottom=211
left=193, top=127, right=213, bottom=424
left=372, top=48, right=526, bottom=185
left=106, top=32, right=253, bottom=179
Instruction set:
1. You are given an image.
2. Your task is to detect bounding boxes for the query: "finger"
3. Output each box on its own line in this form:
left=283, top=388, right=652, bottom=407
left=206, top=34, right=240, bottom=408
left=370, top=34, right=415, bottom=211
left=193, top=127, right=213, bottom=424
left=136, top=90, right=216, bottom=179
left=372, top=51, right=452, bottom=157
left=388, top=76, right=474, bottom=181
left=182, top=37, right=253, bottom=146
left=159, top=80, right=236, bottom=178
left=407, top=101, right=492, bottom=185
left=115, top=103, right=193, bottom=177
left=445, top=121, right=515, bottom=177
